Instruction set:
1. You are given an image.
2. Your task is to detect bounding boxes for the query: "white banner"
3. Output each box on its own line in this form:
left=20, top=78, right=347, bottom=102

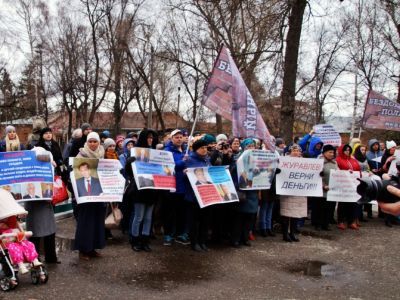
left=131, top=147, right=176, bottom=191
left=327, top=170, right=361, bottom=202
left=71, top=158, right=125, bottom=204
left=237, top=150, right=279, bottom=190
left=313, top=124, right=341, bottom=147
left=187, top=166, right=239, bottom=208
left=276, top=156, right=324, bottom=197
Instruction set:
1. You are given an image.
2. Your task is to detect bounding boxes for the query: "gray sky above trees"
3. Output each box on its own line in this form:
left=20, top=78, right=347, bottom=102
left=0, top=0, right=398, bottom=124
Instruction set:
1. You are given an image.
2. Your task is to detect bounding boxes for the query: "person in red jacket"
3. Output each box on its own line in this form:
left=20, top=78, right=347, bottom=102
left=336, top=144, right=361, bottom=230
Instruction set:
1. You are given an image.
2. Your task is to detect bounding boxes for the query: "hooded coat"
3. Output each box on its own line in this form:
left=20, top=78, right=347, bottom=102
left=366, top=139, right=383, bottom=171
left=298, top=134, right=324, bottom=158
left=164, top=140, right=187, bottom=194
left=336, top=145, right=361, bottom=172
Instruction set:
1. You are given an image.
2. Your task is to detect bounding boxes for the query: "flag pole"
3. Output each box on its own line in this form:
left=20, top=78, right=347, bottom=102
left=185, top=44, right=224, bottom=155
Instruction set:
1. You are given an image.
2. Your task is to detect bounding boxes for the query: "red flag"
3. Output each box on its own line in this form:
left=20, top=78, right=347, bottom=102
left=362, top=90, right=400, bottom=131
left=202, top=45, right=274, bottom=150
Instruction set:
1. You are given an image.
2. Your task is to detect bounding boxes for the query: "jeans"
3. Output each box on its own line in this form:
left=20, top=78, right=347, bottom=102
left=259, top=201, right=274, bottom=230
left=131, top=203, right=154, bottom=237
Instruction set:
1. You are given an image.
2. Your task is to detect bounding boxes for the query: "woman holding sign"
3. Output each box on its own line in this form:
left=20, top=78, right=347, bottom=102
left=280, top=144, right=306, bottom=242
left=74, top=132, right=106, bottom=260
left=336, top=144, right=361, bottom=230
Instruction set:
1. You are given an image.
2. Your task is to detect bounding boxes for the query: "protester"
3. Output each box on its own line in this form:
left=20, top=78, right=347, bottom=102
left=231, top=138, right=259, bottom=247
left=0, top=125, right=25, bottom=152
left=115, top=135, right=125, bottom=156
left=275, top=138, right=285, bottom=156
left=313, top=145, right=338, bottom=231
left=73, top=132, right=106, bottom=260
left=336, top=144, right=361, bottom=230
left=353, top=144, right=372, bottom=221
left=129, top=129, right=159, bottom=252
left=25, top=147, right=59, bottom=264
left=184, top=138, right=212, bottom=252
left=366, top=138, right=383, bottom=175
left=69, top=123, right=93, bottom=158
left=280, top=144, right=307, bottom=242
left=298, top=130, right=323, bottom=158
left=119, top=138, right=135, bottom=178
left=63, top=128, right=83, bottom=164
left=163, top=129, right=190, bottom=246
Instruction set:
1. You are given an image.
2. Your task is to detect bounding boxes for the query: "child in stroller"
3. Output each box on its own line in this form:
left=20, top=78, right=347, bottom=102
left=0, top=189, right=48, bottom=290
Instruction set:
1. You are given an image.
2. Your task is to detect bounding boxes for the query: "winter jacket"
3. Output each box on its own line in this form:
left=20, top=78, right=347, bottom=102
left=336, top=145, right=361, bottom=172
left=119, top=138, right=134, bottom=178
left=321, top=156, right=338, bottom=198
left=366, top=139, right=383, bottom=172
left=298, top=134, right=323, bottom=158
left=164, top=141, right=187, bottom=194
left=183, top=151, right=211, bottom=203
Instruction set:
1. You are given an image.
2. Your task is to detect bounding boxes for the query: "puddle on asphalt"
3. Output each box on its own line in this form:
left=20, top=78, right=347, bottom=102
left=124, top=252, right=215, bottom=290
left=287, top=260, right=340, bottom=277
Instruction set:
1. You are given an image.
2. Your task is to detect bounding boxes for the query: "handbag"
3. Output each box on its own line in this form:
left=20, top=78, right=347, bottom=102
left=105, top=203, right=123, bottom=229
left=52, top=175, right=69, bottom=205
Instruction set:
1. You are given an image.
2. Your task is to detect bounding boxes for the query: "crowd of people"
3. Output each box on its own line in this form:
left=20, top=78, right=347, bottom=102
left=1, top=122, right=400, bottom=263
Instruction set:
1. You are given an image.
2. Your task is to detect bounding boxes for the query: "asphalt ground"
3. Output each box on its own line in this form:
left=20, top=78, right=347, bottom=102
left=2, top=214, right=400, bottom=300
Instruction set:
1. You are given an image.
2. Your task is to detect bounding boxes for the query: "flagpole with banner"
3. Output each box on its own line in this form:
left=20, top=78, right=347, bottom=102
left=186, top=44, right=225, bottom=155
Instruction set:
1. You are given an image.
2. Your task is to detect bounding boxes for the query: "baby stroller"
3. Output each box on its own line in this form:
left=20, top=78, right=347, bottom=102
left=0, top=189, right=48, bottom=291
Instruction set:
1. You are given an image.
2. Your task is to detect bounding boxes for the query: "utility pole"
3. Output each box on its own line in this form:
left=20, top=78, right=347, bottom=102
left=148, top=45, right=154, bottom=129
left=176, top=86, right=181, bottom=127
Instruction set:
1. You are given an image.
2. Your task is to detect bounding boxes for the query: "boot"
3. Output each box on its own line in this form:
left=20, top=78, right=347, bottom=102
left=289, top=219, right=300, bottom=242
left=267, top=229, right=276, bottom=237
left=282, top=218, right=291, bottom=242
left=141, top=236, right=152, bottom=252
left=131, top=236, right=142, bottom=252
left=259, top=229, right=267, bottom=237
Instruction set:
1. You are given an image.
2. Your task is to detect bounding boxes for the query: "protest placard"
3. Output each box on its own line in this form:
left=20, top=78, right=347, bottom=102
left=0, top=150, right=53, bottom=201
left=187, top=166, right=239, bottom=208
left=131, top=147, right=176, bottom=191
left=276, top=156, right=324, bottom=197
left=236, top=150, right=279, bottom=190
left=388, top=149, right=400, bottom=176
left=327, top=170, right=361, bottom=202
left=70, top=158, right=125, bottom=204
left=313, top=124, right=341, bottom=147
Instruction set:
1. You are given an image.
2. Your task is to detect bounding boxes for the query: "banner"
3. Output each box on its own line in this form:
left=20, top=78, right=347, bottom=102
left=313, top=124, right=341, bottom=147
left=236, top=150, right=279, bottom=190
left=202, top=45, right=274, bottom=150
left=276, top=156, right=324, bottom=197
left=187, top=166, right=239, bottom=208
left=131, top=147, right=176, bottom=191
left=70, top=158, right=125, bottom=204
left=362, top=90, right=400, bottom=131
left=327, top=170, right=361, bottom=202
left=0, top=151, right=53, bottom=202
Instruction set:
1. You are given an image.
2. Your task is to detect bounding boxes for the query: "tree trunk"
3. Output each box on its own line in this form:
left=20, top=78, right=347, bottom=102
left=216, top=114, right=222, bottom=133
left=279, top=0, right=307, bottom=142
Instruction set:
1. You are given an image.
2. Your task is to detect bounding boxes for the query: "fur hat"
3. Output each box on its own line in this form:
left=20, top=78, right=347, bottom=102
left=322, top=144, right=336, bottom=153
left=192, top=139, right=208, bottom=152
left=386, top=140, right=397, bottom=149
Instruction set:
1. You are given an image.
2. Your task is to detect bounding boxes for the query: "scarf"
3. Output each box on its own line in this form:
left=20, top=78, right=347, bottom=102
left=5, top=135, right=21, bottom=152
left=105, top=149, right=119, bottom=160
left=78, top=143, right=105, bottom=159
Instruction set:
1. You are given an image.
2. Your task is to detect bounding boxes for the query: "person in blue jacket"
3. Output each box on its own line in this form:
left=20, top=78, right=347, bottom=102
left=298, top=129, right=324, bottom=158
left=162, top=129, right=190, bottom=246
left=183, top=138, right=212, bottom=252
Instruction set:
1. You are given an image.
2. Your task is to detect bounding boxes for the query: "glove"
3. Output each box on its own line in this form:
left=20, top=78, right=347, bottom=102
left=319, top=171, right=324, bottom=177
left=126, top=157, right=136, bottom=164
left=275, top=168, right=281, bottom=174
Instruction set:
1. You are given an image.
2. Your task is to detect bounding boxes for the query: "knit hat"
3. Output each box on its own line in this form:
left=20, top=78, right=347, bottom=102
left=275, top=138, right=284, bottom=147
left=102, top=130, right=110, bottom=137
left=202, top=134, right=216, bottom=144
left=81, top=123, right=92, bottom=132
left=72, top=128, right=83, bottom=139
left=40, top=127, right=52, bottom=138
left=192, top=139, right=208, bottom=152
left=386, top=140, right=397, bottom=149
left=216, top=134, right=228, bottom=143
left=289, top=143, right=302, bottom=152
left=241, top=138, right=255, bottom=150
left=87, top=132, right=100, bottom=142
left=103, top=138, right=116, bottom=150
left=5, top=125, right=16, bottom=134
left=322, top=144, right=336, bottom=153
left=116, top=135, right=125, bottom=145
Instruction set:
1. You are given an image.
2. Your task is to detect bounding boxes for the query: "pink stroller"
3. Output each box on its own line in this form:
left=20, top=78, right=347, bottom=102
left=0, top=189, right=48, bottom=291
